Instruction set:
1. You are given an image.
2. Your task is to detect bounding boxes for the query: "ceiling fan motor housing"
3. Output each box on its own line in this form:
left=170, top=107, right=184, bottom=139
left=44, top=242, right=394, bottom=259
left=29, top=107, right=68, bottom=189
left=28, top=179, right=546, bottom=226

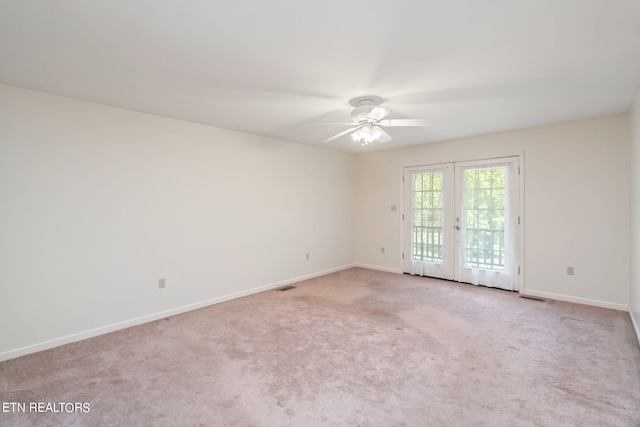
left=351, top=105, right=376, bottom=123
left=350, top=96, right=384, bottom=123
left=349, top=95, right=384, bottom=108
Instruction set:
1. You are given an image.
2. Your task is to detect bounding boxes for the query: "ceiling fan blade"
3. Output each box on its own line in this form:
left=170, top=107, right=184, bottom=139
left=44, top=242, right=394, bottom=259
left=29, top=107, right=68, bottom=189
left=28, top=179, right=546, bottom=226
left=379, top=119, right=431, bottom=127
left=367, top=106, right=390, bottom=121
left=377, top=127, right=392, bottom=143
left=323, top=127, right=359, bottom=143
left=311, top=122, right=357, bottom=126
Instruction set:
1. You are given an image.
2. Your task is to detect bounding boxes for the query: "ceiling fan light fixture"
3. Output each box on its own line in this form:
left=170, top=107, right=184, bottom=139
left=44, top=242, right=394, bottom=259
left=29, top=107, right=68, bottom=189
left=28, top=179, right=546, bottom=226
left=352, top=123, right=383, bottom=146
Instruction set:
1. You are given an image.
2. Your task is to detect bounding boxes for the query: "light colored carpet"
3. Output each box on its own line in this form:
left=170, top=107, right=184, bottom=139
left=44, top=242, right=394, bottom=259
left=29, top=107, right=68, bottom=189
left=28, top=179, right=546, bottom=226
left=1, top=267, right=639, bottom=426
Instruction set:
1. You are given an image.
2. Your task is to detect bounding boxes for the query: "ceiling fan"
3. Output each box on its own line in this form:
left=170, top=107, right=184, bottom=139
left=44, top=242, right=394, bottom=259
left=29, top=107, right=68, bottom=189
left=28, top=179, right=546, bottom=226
left=321, top=95, right=430, bottom=146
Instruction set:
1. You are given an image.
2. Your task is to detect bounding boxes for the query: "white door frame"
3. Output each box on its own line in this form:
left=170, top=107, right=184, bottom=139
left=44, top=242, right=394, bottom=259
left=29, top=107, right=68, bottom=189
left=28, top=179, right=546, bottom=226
left=401, top=153, right=525, bottom=292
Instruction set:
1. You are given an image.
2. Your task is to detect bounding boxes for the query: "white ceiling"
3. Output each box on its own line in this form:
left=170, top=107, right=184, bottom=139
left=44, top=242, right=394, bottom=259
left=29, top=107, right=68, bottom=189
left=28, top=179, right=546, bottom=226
left=1, top=0, right=640, bottom=153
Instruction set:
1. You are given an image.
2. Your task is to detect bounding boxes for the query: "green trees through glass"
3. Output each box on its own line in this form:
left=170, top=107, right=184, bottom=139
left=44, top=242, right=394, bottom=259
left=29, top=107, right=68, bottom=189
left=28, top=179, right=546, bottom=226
left=464, top=166, right=506, bottom=270
left=412, top=172, right=444, bottom=262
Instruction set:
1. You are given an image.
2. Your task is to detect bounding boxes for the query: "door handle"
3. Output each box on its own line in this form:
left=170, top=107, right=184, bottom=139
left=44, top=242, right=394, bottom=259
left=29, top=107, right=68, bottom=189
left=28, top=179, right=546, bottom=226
left=455, top=225, right=460, bottom=230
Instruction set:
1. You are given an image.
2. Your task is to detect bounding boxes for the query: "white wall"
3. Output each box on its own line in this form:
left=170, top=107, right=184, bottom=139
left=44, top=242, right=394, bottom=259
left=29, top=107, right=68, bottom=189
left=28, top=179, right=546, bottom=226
left=630, top=91, right=640, bottom=341
left=355, top=115, right=630, bottom=309
left=0, top=84, right=355, bottom=360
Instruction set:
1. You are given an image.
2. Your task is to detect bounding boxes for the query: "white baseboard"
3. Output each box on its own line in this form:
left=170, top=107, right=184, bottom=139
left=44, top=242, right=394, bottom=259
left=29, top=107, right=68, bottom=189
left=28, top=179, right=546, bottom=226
left=6, top=265, right=629, bottom=362
left=362, top=270, right=626, bottom=312
left=521, top=290, right=628, bottom=311
left=0, top=264, right=355, bottom=362
left=355, top=263, right=402, bottom=274
left=630, top=309, right=640, bottom=347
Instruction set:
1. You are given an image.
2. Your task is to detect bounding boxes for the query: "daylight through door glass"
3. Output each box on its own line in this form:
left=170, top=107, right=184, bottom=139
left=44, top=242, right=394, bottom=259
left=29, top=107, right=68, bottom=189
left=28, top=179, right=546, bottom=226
left=464, top=166, right=506, bottom=270
left=412, top=172, right=444, bottom=262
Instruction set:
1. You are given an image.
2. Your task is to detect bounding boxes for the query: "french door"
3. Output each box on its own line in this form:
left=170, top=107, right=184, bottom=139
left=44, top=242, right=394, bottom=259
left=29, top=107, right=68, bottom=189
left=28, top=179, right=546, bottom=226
left=402, top=157, right=519, bottom=291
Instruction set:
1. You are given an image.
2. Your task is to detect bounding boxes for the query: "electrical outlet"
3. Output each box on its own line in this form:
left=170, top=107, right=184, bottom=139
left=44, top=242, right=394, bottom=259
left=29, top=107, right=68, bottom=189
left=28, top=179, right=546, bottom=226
left=566, top=266, right=574, bottom=276
left=159, top=278, right=166, bottom=289
left=390, top=205, right=397, bottom=212
left=306, top=253, right=310, bottom=260
left=381, top=247, right=385, bottom=253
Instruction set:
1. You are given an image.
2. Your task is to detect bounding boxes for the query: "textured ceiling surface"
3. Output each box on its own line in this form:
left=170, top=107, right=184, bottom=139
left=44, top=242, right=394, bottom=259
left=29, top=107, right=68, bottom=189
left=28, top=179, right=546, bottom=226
left=1, top=0, right=640, bottom=152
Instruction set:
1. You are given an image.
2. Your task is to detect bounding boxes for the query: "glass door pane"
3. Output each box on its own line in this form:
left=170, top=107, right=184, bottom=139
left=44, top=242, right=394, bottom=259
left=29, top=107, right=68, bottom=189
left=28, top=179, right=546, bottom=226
left=455, top=158, right=518, bottom=290
left=403, top=164, right=454, bottom=280
left=412, top=171, right=444, bottom=263
left=464, top=166, right=506, bottom=270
